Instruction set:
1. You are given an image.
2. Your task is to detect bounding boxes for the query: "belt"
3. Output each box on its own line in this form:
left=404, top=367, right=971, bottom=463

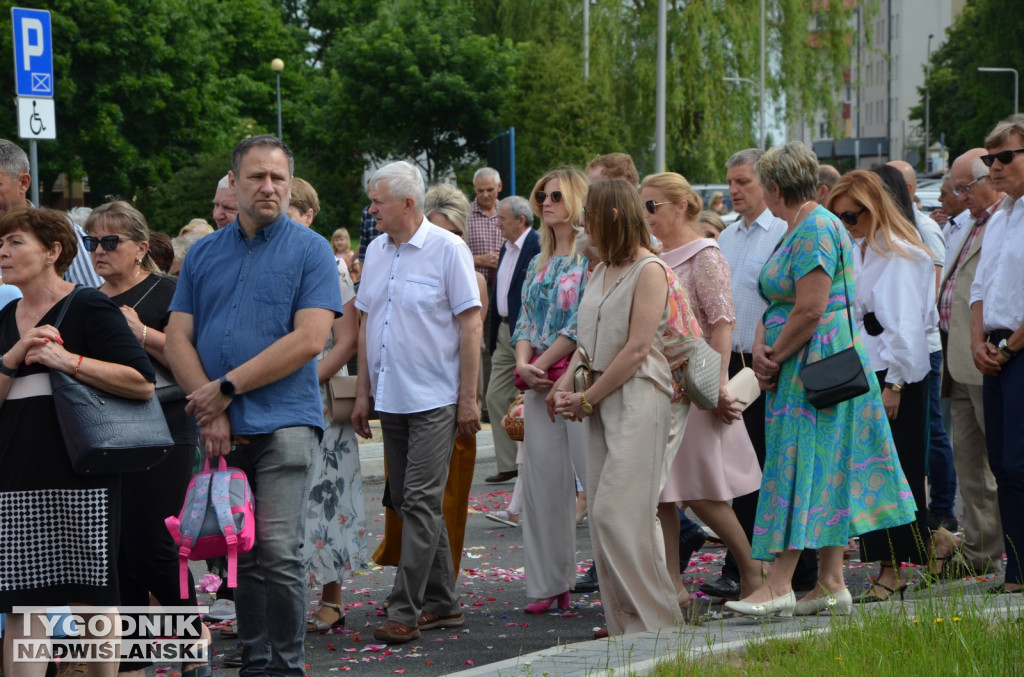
left=988, top=328, right=1014, bottom=344
left=500, top=316, right=509, bottom=323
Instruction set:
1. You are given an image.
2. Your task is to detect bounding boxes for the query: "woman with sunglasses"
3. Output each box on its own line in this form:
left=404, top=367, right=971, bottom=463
left=726, top=143, right=916, bottom=618
left=827, top=171, right=959, bottom=602
left=552, top=178, right=682, bottom=636
left=1, top=208, right=157, bottom=677
left=511, top=167, right=590, bottom=614
left=639, top=172, right=762, bottom=607
left=84, top=202, right=212, bottom=677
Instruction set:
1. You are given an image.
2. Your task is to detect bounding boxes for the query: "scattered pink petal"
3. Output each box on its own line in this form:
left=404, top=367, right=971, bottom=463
left=199, top=573, right=222, bottom=593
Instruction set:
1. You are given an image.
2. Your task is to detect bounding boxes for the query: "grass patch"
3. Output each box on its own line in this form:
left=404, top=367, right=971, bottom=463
left=649, top=596, right=1024, bottom=676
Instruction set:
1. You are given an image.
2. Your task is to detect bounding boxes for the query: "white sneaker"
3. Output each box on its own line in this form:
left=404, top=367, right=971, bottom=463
left=206, top=598, right=236, bottom=621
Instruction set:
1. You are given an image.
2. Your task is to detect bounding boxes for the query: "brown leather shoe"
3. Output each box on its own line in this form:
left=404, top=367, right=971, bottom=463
left=417, top=611, right=465, bottom=631
left=485, top=470, right=518, bottom=483
left=373, top=620, right=421, bottom=644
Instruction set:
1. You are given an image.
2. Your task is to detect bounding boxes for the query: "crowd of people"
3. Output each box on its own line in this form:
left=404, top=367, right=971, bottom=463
left=2, top=112, right=1024, bottom=674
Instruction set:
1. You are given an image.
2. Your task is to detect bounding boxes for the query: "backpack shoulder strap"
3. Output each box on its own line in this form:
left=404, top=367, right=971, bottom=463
left=176, top=460, right=212, bottom=598
left=210, top=456, right=241, bottom=589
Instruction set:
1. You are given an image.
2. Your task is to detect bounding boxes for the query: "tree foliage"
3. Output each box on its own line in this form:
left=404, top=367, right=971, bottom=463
left=910, top=0, right=1024, bottom=160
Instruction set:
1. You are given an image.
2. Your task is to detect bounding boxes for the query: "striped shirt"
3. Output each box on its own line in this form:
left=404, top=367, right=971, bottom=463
left=64, top=222, right=103, bottom=287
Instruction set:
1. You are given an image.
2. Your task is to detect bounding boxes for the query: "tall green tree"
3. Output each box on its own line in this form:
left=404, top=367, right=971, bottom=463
left=910, top=0, right=1023, bottom=160
left=319, top=0, right=517, bottom=183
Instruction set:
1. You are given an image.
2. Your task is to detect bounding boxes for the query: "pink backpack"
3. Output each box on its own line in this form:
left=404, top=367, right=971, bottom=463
left=165, top=456, right=256, bottom=599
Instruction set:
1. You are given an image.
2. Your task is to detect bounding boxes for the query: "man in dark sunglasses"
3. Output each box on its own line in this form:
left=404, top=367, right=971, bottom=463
left=969, top=114, right=1024, bottom=594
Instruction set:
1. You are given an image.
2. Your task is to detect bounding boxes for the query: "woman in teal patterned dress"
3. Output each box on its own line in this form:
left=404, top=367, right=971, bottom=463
left=725, top=143, right=917, bottom=618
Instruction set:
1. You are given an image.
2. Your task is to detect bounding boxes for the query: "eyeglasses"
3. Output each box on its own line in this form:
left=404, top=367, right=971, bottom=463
left=980, top=148, right=1024, bottom=167
left=83, top=235, right=131, bottom=252
left=644, top=200, right=671, bottom=215
left=951, top=176, right=987, bottom=197
left=831, top=207, right=866, bottom=226
left=535, top=190, right=563, bottom=204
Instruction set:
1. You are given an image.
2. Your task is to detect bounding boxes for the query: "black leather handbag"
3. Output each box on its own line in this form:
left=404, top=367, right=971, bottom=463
left=798, top=237, right=870, bottom=409
left=50, top=288, right=174, bottom=475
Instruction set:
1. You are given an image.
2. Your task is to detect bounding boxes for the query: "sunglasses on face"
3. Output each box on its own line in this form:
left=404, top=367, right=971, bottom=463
left=951, top=176, right=987, bottom=197
left=832, top=207, right=866, bottom=226
left=644, top=200, right=671, bottom=215
left=980, top=148, right=1024, bottom=167
left=83, top=235, right=131, bottom=252
left=535, top=190, right=563, bottom=204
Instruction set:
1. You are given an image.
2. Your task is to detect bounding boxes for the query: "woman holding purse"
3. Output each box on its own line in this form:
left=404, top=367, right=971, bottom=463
left=511, top=167, right=589, bottom=614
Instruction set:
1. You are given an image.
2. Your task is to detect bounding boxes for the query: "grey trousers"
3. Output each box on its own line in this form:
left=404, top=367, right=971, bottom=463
left=380, top=405, right=461, bottom=626
left=485, top=321, right=520, bottom=473
left=950, top=380, right=1004, bottom=573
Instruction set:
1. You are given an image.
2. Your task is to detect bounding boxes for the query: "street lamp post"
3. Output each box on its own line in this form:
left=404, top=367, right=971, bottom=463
left=723, top=77, right=765, bottom=148
left=271, top=58, right=285, bottom=139
left=978, top=67, right=1019, bottom=116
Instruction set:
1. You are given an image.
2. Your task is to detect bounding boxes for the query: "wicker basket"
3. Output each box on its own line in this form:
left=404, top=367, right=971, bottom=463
left=501, top=393, right=525, bottom=442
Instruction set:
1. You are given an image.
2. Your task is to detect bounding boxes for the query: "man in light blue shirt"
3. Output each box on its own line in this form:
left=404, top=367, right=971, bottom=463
left=703, top=148, right=818, bottom=600
left=167, top=135, right=342, bottom=676
left=0, top=277, right=20, bottom=310
left=353, top=161, right=482, bottom=644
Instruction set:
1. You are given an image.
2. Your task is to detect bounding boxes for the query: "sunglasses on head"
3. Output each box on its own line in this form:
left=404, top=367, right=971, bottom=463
left=535, top=190, right=563, bottom=204
left=980, top=148, right=1024, bottom=167
left=83, top=235, right=131, bottom=252
left=832, top=207, right=866, bottom=226
left=644, top=200, right=671, bottom=215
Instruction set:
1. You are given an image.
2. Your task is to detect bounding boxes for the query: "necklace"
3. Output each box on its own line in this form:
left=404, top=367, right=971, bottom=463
left=790, top=201, right=815, bottom=229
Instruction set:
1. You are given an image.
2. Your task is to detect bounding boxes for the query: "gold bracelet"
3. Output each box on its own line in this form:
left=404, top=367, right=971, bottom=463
left=141, top=325, right=148, bottom=348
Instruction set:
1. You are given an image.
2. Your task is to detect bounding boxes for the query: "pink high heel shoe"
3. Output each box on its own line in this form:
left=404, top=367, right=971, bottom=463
left=524, top=590, right=571, bottom=614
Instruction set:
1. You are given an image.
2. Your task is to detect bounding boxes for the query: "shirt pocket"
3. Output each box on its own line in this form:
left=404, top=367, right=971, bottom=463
left=402, top=274, right=441, bottom=311
left=253, top=267, right=295, bottom=305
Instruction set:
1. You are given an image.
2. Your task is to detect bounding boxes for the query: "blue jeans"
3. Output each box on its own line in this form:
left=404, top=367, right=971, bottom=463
left=229, top=426, right=317, bottom=677
left=927, top=350, right=957, bottom=515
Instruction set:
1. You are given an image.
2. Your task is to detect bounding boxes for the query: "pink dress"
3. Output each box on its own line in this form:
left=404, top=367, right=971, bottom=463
left=659, top=239, right=761, bottom=502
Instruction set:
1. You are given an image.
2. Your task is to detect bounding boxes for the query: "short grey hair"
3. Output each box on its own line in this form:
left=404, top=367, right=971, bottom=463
left=499, top=195, right=532, bottom=224
left=0, top=139, right=29, bottom=180
left=473, top=167, right=501, bottom=184
left=985, top=113, right=1024, bottom=150
left=368, top=161, right=426, bottom=212
left=971, top=157, right=990, bottom=180
left=67, top=207, right=93, bottom=228
left=726, top=148, right=765, bottom=169
left=216, top=174, right=231, bottom=190
left=755, top=142, right=818, bottom=206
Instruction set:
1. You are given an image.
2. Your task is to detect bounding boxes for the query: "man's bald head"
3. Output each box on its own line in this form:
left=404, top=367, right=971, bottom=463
left=886, top=160, right=918, bottom=197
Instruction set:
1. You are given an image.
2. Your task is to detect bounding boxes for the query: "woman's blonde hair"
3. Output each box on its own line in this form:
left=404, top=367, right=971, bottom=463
left=755, top=141, right=818, bottom=206
left=424, top=183, right=471, bottom=241
left=586, top=179, right=652, bottom=265
left=826, top=170, right=928, bottom=259
left=529, top=167, right=588, bottom=268
left=85, top=201, right=160, bottom=273
left=639, top=172, right=703, bottom=221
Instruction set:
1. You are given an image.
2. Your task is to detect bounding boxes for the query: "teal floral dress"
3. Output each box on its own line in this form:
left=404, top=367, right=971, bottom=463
left=752, top=206, right=916, bottom=560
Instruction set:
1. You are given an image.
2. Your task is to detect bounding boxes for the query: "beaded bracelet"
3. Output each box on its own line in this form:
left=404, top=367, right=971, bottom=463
left=141, top=325, right=148, bottom=348
left=71, top=354, right=84, bottom=378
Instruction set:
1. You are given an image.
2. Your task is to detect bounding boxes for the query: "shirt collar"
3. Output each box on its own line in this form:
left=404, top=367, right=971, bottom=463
left=387, top=216, right=432, bottom=250
left=231, top=214, right=291, bottom=242
left=510, top=228, right=530, bottom=250
left=742, top=207, right=775, bottom=232
left=471, top=198, right=496, bottom=219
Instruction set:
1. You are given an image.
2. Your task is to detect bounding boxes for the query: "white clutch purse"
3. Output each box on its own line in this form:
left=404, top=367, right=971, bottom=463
left=725, top=367, right=761, bottom=411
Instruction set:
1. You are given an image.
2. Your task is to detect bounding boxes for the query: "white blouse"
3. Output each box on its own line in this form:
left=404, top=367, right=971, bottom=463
left=852, top=236, right=937, bottom=385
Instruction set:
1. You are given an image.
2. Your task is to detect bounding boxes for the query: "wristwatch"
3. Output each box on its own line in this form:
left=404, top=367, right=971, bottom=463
left=998, top=338, right=1017, bottom=360
left=0, top=354, right=17, bottom=378
left=579, top=391, right=594, bottom=416
left=219, top=375, right=237, bottom=399
left=885, top=382, right=904, bottom=393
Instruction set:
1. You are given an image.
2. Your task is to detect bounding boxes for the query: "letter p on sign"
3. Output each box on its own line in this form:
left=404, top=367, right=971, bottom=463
left=21, top=18, right=43, bottom=69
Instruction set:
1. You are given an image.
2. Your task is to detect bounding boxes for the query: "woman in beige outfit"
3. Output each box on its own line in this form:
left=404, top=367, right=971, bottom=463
left=553, top=179, right=682, bottom=636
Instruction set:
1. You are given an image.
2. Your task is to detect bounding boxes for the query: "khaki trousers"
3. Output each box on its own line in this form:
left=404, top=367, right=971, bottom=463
left=587, top=378, right=682, bottom=636
left=485, top=320, right=520, bottom=473
left=950, top=379, right=1004, bottom=573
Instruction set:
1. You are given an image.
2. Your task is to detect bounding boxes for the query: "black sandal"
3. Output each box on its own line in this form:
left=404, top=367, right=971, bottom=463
left=854, top=565, right=907, bottom=603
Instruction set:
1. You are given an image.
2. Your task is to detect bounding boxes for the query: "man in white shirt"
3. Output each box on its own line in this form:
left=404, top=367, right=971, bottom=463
left=484, top=196, right=540, bottom=483
left=939, top=149, right=1005, bottom=577
left=970, top=114, right=1024, bottom=594
left=353, top=161, right=483, bottom=641
left=702, top=148, right=817, bottom=600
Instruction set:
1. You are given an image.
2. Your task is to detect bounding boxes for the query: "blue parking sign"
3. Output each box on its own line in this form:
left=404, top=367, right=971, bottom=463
left=11, top=7, right=54, bottom=98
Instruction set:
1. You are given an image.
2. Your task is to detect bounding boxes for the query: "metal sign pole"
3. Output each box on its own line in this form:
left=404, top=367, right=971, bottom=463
left=29, top=139, right=39, bottom=205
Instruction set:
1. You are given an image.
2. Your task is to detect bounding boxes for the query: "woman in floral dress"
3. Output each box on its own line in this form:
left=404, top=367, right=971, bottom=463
left=725, top=143, right=917, bottom=618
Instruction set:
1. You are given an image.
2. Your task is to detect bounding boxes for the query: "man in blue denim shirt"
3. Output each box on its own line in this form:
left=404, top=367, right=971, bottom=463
left=167, top=135, right=342, bottom=676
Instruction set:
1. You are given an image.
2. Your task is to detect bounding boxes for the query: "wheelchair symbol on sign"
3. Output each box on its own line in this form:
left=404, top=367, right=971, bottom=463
left=29, top=100, right=46, bottom=135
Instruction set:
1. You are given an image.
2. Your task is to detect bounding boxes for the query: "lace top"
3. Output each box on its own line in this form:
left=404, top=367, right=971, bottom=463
left=660, top=240, right=735, bottom=338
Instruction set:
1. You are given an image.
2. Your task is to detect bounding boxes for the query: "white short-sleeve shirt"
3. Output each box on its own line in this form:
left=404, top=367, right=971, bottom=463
left=356, top=217, right=481, bottom=414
